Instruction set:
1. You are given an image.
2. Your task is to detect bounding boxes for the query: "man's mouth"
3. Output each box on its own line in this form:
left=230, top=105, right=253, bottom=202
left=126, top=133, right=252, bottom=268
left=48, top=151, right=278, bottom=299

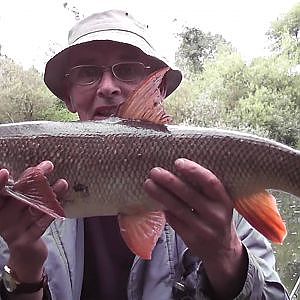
left=93, top=106, right=119, bottom=120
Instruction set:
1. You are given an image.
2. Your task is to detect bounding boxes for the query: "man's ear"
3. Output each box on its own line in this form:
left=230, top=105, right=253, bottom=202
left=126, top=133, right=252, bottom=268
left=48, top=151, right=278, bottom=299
left=159, top=77, right=168, bottom=100
left=62, top=80, right=76, bottom=112
left=64, top=96, right=77, bottom=113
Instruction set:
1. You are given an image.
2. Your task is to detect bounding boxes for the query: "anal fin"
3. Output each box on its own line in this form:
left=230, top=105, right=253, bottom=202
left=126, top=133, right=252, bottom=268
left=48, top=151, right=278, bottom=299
left=118, top=211, right=166, bottom=260
left=234, top=191, right=287, bottom=244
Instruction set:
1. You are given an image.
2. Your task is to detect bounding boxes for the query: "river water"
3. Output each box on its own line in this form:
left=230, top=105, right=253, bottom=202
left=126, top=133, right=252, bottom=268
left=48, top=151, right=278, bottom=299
left=272, top=192, right=300, bottom=294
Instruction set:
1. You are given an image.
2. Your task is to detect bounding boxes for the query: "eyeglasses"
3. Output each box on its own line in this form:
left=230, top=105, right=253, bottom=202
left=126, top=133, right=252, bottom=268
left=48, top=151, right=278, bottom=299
left=65, top=62, right=151, bottom=86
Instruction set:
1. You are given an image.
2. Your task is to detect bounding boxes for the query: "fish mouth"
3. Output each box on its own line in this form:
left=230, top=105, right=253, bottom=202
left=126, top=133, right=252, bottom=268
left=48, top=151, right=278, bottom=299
left=93, top=105, right=120, bottom=120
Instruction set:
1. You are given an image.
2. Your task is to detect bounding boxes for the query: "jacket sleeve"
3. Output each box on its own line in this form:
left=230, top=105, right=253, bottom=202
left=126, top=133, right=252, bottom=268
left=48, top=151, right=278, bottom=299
left=224, top=211, right=289, bottom=299
left=0, top=219, right=81, bottom=300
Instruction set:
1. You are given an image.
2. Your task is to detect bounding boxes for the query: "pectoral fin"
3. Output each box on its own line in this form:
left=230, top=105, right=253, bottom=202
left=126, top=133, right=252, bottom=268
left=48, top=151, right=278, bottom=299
left=117, top=67, right=172, bottom=125
left=234, top=191, right=287, bottom=244
left=118, top=211, right=166, bottom=259
left=4, top=167, right=65, bottom=219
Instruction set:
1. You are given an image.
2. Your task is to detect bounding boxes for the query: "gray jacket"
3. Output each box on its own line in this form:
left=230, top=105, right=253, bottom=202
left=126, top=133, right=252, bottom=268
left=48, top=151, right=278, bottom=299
left=0, top=211, right=289, bottom=299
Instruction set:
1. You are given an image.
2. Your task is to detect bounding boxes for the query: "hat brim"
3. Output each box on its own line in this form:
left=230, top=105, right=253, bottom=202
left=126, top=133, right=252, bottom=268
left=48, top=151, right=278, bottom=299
left=44, top=34, right=182, bottom=101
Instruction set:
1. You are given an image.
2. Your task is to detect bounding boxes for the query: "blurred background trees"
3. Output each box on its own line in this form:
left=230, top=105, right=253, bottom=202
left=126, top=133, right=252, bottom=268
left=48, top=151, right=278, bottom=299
left=167, top=2, right=300, bottom=148
left=0, top=56, right=76, bottom=122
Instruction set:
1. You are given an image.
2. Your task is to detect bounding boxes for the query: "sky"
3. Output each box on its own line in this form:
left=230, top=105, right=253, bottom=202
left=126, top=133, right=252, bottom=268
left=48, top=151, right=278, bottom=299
left=0, top=0, right=299, bottom=71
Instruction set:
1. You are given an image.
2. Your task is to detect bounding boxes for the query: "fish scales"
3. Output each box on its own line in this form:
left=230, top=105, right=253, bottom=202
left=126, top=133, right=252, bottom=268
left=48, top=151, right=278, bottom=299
left=0, top=119, right=299, bottom=218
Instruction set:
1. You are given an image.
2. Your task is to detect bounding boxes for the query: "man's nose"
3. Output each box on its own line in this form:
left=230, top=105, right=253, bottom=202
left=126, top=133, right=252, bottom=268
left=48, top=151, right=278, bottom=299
left=96, top=70, right=121, bottom=98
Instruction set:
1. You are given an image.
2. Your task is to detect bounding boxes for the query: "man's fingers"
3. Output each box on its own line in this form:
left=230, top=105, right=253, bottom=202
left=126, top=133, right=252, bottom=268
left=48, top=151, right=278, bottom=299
left=0, top=169, right=9, bottom=188
left=0, top=169, right=10, bottom=210
left=52, top=179, right=68, bottom=197
left=1, top=206, right=53, bottom=245
left=174, top=158, right=232, bottom=205
left=144, top=178, right=193, bottom=223
left=148, top=167, right=206, bottom=211
left=0, top=199, right=28, bottom=232
left=36, top=161, right=54, bottom=176
left=9, top=214, right=54, bottom=247
left=25, top=215, right=54, bottom=242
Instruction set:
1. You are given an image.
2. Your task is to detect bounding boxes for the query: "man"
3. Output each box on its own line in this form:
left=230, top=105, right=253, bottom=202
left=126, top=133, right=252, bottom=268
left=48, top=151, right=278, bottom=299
left=0, top=9, right=289, bottom=300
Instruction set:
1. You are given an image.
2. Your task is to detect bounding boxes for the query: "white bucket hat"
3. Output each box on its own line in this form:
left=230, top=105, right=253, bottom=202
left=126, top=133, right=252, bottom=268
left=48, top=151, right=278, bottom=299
left=44, top=9, right=182, bottom=100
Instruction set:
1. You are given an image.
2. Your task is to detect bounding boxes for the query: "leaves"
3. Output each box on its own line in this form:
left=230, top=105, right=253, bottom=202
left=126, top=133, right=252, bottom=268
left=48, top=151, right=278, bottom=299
left=175, top=26, right=231, bottom=75
left=267, top=3, right=300, bottom=62
left=168, top=47, right=300, bottom=146
left=0, top=56, right=76, bottom=123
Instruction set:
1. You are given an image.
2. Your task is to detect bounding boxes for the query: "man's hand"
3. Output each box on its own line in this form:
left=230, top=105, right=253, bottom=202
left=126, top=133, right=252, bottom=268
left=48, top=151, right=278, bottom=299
left=0, top=161, right=68, bottom=283
left=144, top=158, right=248, bottom=299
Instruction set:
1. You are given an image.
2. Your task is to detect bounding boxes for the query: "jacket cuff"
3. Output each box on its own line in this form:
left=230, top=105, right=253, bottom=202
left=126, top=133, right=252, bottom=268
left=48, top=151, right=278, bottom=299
left=231, top=244, right=264, bottom=299
left=194, top=244, right=264, bottom=299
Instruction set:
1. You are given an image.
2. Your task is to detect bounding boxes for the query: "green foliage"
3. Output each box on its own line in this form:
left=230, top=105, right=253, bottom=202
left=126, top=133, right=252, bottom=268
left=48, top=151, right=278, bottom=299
left=267, top=3, right=300, bottom=46
left=168, top=47, right=247, bottom=126
left=169, top=33, right=300, bottom=147
left=175, top=26, right=231, bottom=75
left=169, top=3, right=300, bottom=147
left=267, top=3, right=300, bottom=62
left=279, top=32, right=300, bottom=63
left=227, top=55, right=300, bottom=146
left=40, top=100, right=78, bottom=122
left=0, top=56, right=53, bottom=122
left=232, top=87, right=299, bottom=146
left=0, top=56, right=75, bottom=123
left=198, top=47, right=249, bottom=107
left=165, top=74, right=203, bottom=124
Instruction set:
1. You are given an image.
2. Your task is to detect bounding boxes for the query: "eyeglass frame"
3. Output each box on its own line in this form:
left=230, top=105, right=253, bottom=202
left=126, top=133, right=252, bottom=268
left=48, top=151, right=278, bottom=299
left=64, top=61, right=152, bottom=86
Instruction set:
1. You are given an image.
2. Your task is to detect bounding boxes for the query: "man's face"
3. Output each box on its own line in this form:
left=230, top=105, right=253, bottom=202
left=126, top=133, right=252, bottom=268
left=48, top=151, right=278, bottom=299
left=65, top=41, right=156, bottom=121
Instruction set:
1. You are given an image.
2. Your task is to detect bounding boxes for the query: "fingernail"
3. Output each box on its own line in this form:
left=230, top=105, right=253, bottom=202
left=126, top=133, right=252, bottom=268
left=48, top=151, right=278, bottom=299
left=144, top=178, right=153, bottom=188
left=0, top=169, right=9, bottom=178
left=175, top=158, right=185, bottom=168
left=38, top=161, right=53, bottom=171
left=150, top=167, right=163, bottom=177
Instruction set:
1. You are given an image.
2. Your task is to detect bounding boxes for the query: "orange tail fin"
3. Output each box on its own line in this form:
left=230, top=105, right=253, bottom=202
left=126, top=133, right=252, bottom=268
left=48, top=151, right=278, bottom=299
left=235, top=191, right=287, bottom=244
left=118, top=211, right=166, bottom=259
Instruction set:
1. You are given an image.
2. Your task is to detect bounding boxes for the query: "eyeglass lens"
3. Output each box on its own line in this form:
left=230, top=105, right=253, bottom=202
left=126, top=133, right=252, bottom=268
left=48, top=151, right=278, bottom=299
left=68, top=62, right=149, bottom=85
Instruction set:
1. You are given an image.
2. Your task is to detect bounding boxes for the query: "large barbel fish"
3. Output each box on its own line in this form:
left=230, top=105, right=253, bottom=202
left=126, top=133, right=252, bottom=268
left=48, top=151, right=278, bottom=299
left=0, top=68, right=299, bottom=259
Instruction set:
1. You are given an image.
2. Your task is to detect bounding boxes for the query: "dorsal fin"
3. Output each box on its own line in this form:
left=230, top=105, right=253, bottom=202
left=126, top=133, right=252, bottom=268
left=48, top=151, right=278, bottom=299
left=117, top=67, right=172, bottom=125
